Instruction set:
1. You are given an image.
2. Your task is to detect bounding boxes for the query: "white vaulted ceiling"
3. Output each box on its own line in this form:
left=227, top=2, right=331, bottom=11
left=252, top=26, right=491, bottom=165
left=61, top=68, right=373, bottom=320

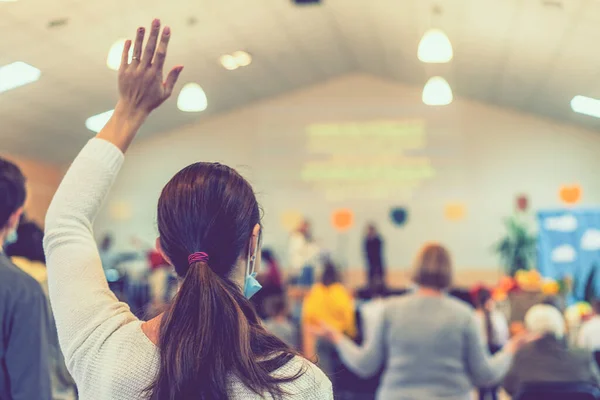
left=2, top=0, right=600, bottom=164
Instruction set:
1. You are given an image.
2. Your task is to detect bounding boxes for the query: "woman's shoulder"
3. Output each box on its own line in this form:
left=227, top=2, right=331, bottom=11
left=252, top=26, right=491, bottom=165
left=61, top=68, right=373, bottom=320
left=272, top=356, right=332, bottom=397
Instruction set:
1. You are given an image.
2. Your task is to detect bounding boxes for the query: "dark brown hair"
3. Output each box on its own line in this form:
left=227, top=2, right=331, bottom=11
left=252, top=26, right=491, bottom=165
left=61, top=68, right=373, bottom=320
left=147, top=162, right=303, bottom=400
left=0, top=157, right=26, bottom=230
left=475, top=288, right=493, bottom=346
left=321, top=261, right=340, bottom=287
left=412, top=243, right=452, bottom=290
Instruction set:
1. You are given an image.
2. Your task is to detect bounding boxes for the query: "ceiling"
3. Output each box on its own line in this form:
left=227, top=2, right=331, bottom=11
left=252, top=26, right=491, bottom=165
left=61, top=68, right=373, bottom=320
left=2, top=0, right=600, bottom=165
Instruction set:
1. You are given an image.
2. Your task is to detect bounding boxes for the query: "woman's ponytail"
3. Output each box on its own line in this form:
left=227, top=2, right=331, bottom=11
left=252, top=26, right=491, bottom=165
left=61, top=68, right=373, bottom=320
left=147, top=260, right=300, bottom=399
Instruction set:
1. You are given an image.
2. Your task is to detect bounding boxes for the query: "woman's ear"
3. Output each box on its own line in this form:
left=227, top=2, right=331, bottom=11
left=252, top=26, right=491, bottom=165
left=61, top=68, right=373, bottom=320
left=251, top=223, right=262, bottom=268
left=155, top=237, right=173, bottom=266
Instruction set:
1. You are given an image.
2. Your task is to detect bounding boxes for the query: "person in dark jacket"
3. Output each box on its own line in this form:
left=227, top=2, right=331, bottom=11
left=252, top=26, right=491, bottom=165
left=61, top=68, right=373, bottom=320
left=0, top=157, right=51, bottom=400
left=363, top=224, right=385, bottom=287
left=503, top=304, right=600, bottom=396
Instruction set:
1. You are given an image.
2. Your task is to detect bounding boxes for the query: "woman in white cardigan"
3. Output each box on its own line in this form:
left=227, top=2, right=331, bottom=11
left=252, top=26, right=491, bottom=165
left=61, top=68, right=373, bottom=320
left=44, top=20, right=331, bottom=400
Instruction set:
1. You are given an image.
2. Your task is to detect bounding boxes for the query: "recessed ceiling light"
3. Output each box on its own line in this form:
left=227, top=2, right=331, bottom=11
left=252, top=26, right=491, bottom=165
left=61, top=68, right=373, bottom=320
left=107, top=39, right=132, bottom=71
left=0, top=62, right=41, bottom=93
left=219, top=51, right=252, bottom=70
left=422, top=76, right=453, bottom=106
left=177, top=83, right=207, bottom=112
left=571, top=95, right=600, bottom=118
left=232, top=51, right=252, bottom=67
left=219, top=54, right=238, bottom=71
left=418, top=29, right=453, bottom=63
left=85, top=109, right=114, bottom=133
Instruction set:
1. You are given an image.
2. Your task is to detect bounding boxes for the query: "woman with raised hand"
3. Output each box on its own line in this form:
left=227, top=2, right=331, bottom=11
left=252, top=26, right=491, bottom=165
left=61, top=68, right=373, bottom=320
left=44, top=20, right=332, bottom=400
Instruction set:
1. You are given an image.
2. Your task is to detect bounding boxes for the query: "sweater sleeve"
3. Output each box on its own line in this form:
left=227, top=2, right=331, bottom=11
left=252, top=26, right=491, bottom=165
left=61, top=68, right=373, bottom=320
left=43, top=139, right=137, bottom=376
left=335, top=301, right=386, bottom=378
left=464, top=313, right=513, bottom=387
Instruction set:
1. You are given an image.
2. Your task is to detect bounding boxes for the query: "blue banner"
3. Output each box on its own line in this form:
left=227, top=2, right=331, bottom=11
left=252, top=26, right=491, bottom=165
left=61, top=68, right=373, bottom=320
left=537, top=209, right=600, bottom=303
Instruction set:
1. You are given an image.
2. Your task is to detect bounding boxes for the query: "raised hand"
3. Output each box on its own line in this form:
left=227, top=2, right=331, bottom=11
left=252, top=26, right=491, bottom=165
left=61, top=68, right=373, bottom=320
left=118, top=19, right=183, bottom=115
left=98, top=19, right=184, bottom=152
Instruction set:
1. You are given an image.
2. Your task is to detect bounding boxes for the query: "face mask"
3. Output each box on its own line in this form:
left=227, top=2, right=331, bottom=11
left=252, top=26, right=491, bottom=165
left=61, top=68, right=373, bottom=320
left=244, top=230, right=262, bottom=299
left=5, top=229, right=18, bottom=246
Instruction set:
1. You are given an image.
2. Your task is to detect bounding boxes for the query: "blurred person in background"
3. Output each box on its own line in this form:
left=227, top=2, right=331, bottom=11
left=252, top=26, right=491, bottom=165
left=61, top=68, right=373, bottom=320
left=6, top=215, right=47, bottom=288
left=503, top=304, right=600, bottom=396
left=6, top=217, right=76, bottom=400
left=363, top=224, right=385, bottom=287
left=263, top=295, right=299, bottom=350
left=43, top=20, right=331, bottom=400
left=0, top=157, right=51, bottom=399
left=260, top=248, right=283, bottom=290
left=251, top=249, right=285, bottom=319
left=473, top=288, right=509, bottom=400
left=302, top=261, right=356, bottom=385
left=288, top=219, right=320, bottom=287
left=577, top=299, right=600, bottom=355
left=316, top=243, right=531, bottom=400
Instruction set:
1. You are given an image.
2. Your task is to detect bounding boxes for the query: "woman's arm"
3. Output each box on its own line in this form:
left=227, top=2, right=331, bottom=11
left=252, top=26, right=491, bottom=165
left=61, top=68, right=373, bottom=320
left=43, top=20, right=182, bottom=372
left=332, top=300, right=386, bottom=378
left=464, top=313, right=514, bottom=387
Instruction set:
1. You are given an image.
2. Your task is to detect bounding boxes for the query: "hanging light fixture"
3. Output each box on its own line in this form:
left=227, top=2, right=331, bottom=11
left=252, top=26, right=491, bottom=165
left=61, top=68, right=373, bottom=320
left=418, top=5, right=453, bottom=63
left=107, top=39, right=132, bottom=71
left=418, top=28, right=453, bottom=63
left=177, top=83, right=208, bottom=112
left=422, top=76, right=453, bottom=106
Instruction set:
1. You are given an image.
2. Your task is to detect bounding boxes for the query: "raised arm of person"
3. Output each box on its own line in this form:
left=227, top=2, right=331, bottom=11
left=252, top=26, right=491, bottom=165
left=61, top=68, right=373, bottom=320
left=464, top=313, right=517, bottom=387
left=43, top=19, right=182, bottom=375
left=319, top=300, right=386, bottom=378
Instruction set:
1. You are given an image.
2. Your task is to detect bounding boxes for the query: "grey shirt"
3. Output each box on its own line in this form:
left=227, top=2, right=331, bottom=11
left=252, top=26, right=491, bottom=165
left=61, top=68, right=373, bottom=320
left=0, top=253, right=51, bottom=400
left=336, top=293, right=513, bottom=400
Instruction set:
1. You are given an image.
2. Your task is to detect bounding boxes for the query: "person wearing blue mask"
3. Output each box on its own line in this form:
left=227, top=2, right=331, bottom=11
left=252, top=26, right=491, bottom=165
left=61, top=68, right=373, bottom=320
left=0, top=157, right=52, bottom=400
left=43, top=20, right=331, bottom=400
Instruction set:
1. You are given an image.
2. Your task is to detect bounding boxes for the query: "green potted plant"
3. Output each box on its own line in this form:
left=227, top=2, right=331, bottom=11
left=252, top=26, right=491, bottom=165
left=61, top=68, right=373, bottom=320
left=494, top=216, right=537, bottom=277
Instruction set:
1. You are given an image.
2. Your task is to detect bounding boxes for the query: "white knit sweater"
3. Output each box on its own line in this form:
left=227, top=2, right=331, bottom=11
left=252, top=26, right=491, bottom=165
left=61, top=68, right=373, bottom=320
left=44, top=138, right=333, bottom=400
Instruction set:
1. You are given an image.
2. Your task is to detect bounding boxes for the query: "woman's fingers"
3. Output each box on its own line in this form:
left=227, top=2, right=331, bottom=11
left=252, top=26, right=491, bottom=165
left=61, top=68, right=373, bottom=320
left=153, top=26, right=171, bottom=72
left=142, top=19, right=161, bottom=66
left=163, top=66, right=183, bottom=98
left=132, top=27, right=145, bottom=62
left=120, top=40, right=132, bottom=69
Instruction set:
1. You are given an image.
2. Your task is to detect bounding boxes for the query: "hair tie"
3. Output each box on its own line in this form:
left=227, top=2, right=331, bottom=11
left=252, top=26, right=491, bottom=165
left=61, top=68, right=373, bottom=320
left=188, top=252, right=209, bottom=265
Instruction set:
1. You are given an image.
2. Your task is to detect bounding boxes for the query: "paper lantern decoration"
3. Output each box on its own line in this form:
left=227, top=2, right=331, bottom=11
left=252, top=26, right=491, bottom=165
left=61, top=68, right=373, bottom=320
left=444, top=202, right=465, bottom=221
left=516, top=195, right=529, bottom=212
left=280, top=210, right=304, bottom=232
left=390, top=207, right=408, bottom=227
left=331, top=209, right=354, bottom=232
left=559, top=185, right=582, bottom=205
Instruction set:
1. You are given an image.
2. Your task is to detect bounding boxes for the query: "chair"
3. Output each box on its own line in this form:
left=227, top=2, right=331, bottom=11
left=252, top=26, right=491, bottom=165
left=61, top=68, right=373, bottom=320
left=514, top=382, right=600, bottom=400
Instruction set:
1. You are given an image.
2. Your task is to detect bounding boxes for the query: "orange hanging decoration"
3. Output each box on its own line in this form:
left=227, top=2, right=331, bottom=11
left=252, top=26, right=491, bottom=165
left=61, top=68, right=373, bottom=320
left=559, top=185, right=582, bottom=205
left=332, top=208, right=354, bottom=232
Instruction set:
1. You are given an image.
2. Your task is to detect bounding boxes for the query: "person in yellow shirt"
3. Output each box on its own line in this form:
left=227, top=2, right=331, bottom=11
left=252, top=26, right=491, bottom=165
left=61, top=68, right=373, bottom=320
left=302, top=261, right=356, bottom=380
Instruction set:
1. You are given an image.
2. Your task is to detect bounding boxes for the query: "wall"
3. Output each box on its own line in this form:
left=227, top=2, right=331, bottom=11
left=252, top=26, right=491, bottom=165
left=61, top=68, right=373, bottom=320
left=95, top=73, right=600, bottom=287
left=1, top=155, right=63, bottom=227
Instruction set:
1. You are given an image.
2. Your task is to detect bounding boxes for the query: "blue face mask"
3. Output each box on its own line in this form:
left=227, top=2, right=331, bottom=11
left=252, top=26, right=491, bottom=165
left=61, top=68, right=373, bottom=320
left=243, top=231, right=263, bottom=299
left=5, top=229, right=18, bottom=246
